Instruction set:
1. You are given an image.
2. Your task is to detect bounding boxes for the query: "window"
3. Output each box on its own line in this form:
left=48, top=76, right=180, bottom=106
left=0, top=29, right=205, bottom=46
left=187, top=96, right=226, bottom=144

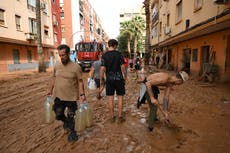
left=61, top=26, right=65, bottom=32
left=44, top=29, right=49, bottom=36
left=79, top=0, right=83, bottom=12
left=194, top=0, right=202, bottom=11
left=60, top=11, right=64, bottom=19
left=0, top=9, right=5, bottom=26
left=176, top=0, right=182, bottom=23
left=80, top=14, right=84, bottom=28
left=27, top=0, right=36, bottom=11
left=27, top=50, right=32, bottom=63
left=13, top=49, right=20, bottom=64
left=167, top=14, right=170, bottom=26
left=29, top=18, right=37, bottom=34
left=159, top=21, right=162, bottom=35
left=54, top=33, right=58, bottom=42
left=151, top=26, right=158, bottom=39
left=44, top=26, right=49, bottom=36
left=41, top=2, right=48, bottom=15
left=192, top=49, right=198, bottom=62
left=15, top=15, right=21, bottom=30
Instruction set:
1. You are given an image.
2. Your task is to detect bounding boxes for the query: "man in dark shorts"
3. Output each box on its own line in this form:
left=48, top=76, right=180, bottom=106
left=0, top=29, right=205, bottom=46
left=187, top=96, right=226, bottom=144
left=100, top=39, right=127, bottom=123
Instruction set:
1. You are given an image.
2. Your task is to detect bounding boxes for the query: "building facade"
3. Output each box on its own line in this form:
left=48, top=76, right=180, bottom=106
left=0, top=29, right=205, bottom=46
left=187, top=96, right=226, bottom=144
left=51, top=0, right=62, bottom=65
left=147, top=0, right=230, bottom=81
left=60, top=0, right=108, bottom=51
left=0, top=0, right=57, bottom=72
left=0, top=0, right=109, bottom=72
left=52, top=0, right=62, bottom=47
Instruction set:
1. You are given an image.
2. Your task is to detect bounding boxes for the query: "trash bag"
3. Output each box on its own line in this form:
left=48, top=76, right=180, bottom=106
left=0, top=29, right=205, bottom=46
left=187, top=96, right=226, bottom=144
left=87, top=78, right=96, bottom=90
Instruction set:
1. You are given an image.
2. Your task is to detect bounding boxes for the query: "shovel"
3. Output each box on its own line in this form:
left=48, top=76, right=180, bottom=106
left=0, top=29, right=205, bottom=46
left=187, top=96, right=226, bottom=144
left=157, top=104, right=180, bottom=129
left=157, top=103, right=171, bottom=124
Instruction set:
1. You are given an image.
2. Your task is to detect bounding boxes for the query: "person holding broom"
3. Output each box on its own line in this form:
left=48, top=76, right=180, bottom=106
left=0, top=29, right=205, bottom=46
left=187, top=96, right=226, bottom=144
left=137, top=71, right=189, bottom=131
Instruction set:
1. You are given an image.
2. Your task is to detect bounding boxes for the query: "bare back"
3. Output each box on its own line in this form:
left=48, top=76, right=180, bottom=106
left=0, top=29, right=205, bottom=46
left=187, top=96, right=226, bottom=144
left=146, top=72, right=170, bottom=86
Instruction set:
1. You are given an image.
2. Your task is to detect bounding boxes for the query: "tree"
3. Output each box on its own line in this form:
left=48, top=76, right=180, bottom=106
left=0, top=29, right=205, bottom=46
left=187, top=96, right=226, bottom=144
left=120, top=21, right=133, bottom=53
left=117, top=34, right=128, bottom=52
left=130, top=16, right=145, bottom=54
left=36, top=0, right=46, bottom=72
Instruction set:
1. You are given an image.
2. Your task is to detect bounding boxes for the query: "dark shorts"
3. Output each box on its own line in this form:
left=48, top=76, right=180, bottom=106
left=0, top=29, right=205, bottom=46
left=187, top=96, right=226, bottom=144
left=135, top=64, right=141, bottom=70
left=106, top=80, right=125, bottom=96
left=129, top=63, right=133, bottom=68
left=53, top=97, right=78, bottom=119
left=94, top=78, right=100, bottom=88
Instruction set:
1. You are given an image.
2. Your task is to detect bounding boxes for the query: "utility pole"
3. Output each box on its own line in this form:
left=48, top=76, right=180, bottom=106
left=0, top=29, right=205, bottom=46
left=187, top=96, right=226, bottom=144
left=36, top=0, right=46, bottom=72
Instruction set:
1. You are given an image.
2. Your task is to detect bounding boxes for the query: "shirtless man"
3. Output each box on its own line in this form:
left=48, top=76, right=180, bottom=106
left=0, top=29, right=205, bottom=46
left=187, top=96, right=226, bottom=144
left=145, top=71, right=189, bottom=110
left=137, top=71, right=189, bottom=131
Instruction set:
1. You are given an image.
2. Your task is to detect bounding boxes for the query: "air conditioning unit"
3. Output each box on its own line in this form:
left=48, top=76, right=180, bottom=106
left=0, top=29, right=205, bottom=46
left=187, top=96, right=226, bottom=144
left=25, top=33, right=34, bottom=40
left=165, top=26, right=171, bottom=35
left=213, top=0, right=228, bottom=4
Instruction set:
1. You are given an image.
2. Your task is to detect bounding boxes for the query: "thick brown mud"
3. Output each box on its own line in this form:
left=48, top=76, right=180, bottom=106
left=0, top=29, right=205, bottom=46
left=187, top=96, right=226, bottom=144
left=0, top=69, right=229, bottom=153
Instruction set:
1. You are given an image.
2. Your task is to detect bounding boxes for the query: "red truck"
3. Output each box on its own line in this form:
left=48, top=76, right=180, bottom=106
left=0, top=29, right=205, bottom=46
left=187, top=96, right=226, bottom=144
left=75, top=41, right=105, bottom=71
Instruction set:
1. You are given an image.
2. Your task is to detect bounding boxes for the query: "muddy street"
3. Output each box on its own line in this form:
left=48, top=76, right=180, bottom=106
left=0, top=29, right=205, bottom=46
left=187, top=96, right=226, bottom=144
left=0, top=69, right=230, bottom=153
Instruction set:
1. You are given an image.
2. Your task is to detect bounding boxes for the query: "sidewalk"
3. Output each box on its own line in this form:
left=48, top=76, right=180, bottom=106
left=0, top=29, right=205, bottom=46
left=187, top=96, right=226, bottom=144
left=0, top=68, right=53, bottom=80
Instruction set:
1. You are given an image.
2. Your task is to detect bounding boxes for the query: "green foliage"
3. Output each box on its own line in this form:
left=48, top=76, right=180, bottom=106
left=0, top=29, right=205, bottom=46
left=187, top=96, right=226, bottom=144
left=118, top=15, right=145, bottom=53
left=118, top=35, right=127, bottom=52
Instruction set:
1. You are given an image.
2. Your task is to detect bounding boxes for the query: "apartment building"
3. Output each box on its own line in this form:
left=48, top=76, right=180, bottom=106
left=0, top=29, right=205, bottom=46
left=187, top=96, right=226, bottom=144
left=120, top=4, right=146, bottom=23
left=60, top=0, right=108, bottom=51
left=0, top=0, right=57, bottom=72
left=52, top=0, right=62, bottom=47
left=51, top=0, right=62, bottom=65
left=147, top=0, right=230, bottom=81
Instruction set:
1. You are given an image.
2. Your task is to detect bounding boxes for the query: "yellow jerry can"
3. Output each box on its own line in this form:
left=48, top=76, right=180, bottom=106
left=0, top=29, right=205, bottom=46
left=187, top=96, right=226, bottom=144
left=43, top=96, right=55, bottom=124
left=75, top=105, right=86, bottom=132
left=84, top=103, right=93, bottom=127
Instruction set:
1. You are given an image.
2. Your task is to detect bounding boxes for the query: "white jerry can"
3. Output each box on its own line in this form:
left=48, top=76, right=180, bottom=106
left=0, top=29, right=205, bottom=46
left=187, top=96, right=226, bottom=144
left=43, top=96, right=55, bottom=124
left=75, top=106, right=86, bottom=132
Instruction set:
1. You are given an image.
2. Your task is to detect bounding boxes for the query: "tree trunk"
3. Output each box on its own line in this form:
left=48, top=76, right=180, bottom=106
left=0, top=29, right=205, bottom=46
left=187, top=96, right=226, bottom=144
left=36, top=0, right=46, bottom=72
left=127, top=36, right=131, bottom=53
left=134, top=35, right=138, bottom=53
left=144, top=0, right=150, bottom=65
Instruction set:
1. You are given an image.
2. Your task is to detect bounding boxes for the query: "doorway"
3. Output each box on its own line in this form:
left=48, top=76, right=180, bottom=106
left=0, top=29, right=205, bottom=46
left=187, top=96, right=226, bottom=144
left=182, top=48, right=191, bottom=73
left=200, top=46, right=210, bottom=75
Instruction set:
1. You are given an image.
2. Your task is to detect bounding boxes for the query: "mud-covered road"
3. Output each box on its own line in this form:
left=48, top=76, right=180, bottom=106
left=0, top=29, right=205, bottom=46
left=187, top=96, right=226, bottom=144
left=0, top=69, right=230, bottom=153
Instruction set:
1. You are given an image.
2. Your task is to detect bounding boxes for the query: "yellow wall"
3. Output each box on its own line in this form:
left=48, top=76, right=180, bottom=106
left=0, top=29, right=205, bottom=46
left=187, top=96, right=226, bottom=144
left=169, top=28, right=230, bottom=80
left=0, top=43, right=52, bottom=72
